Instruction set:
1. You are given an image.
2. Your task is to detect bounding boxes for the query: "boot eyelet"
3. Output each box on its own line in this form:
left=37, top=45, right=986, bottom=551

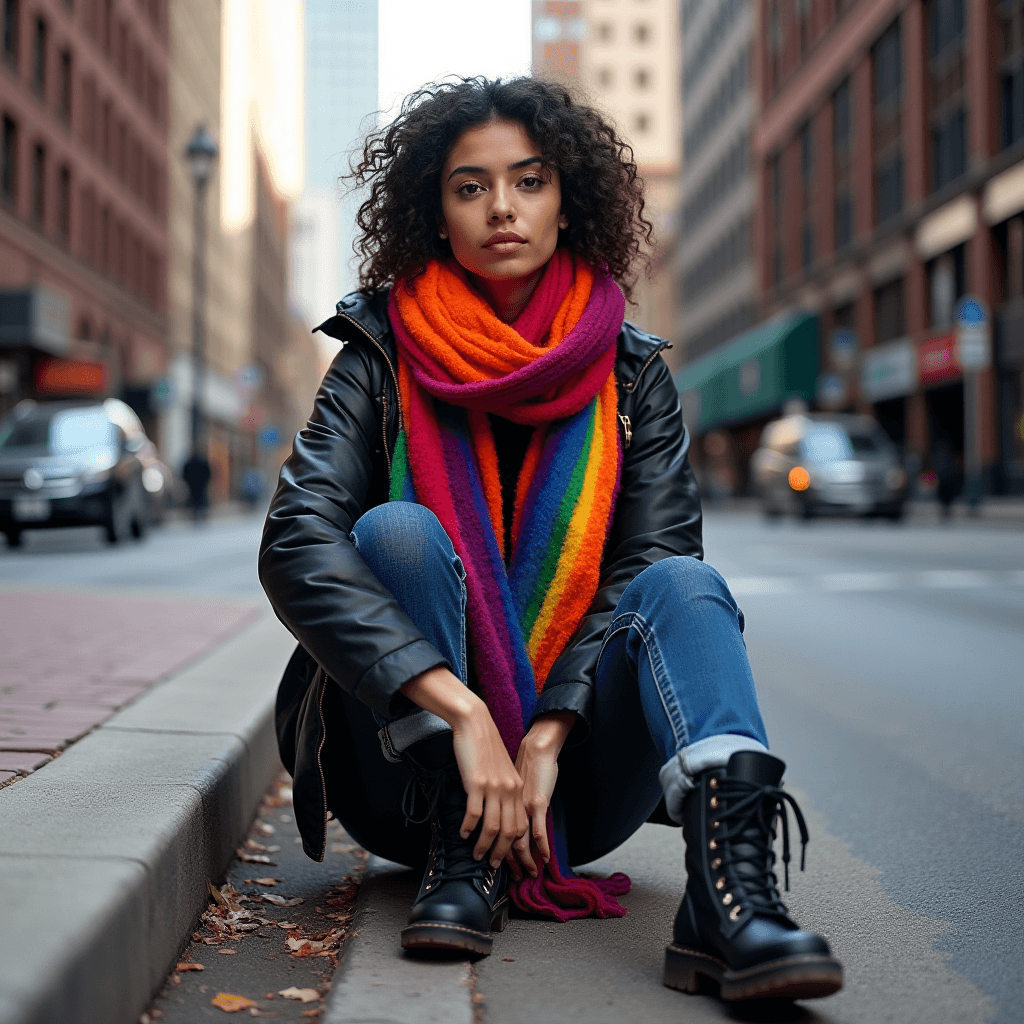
left=709, top=796, right=719, bottom=809
left=712, top=820, right=720, bottom=829
left=711, top=857, right=722, bottom=870
left=729, top=904, right=742, bottom=921
left=722, top=893, right=733, bottom=905
left=709, top=778, right=718, bottom=789
left=715, top=877, right=726, bottom=890
left=709, top=839, right=718, bottom=850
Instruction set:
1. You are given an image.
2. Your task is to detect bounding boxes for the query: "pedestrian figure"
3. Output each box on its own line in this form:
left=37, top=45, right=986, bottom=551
left=932, top=436, right=961, bottom=520
left=181, top=447, right=212, bottom=522
left=260, top=78, right=842, bottom=1004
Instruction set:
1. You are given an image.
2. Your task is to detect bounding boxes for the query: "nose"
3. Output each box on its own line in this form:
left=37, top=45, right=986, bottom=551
left=488, top=182, right=516, bottom=222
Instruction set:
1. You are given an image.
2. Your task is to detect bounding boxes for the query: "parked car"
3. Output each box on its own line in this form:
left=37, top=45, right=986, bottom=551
left=0, top=399, right=152, bottom=546
left=750, top=413, right=908, bottom=520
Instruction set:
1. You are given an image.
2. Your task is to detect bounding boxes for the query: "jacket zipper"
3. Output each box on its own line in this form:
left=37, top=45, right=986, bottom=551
left=617, top=341, right=670, bottom=450
left=337, top=312, right=401, bottom=479
left=381, top=392, right=391, bottom=476
left=314, top=668, right=329, bottom=863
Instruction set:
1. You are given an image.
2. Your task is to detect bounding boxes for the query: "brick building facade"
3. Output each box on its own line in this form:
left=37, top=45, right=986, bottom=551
left=0, top=0, right=168, bottom=426
left=753, top=0, right=1024, bottom=494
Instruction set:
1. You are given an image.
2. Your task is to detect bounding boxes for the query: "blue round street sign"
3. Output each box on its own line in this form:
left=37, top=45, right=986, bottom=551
left=259, top=426, right=281, bottom=449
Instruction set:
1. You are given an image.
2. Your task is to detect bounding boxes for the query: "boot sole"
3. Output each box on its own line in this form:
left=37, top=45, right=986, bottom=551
left=401, top=903, right=509, bottom=957
left=663, top=944, right=843, bottom=1001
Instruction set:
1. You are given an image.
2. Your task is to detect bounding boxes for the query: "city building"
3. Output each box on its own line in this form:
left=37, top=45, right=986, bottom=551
left=532, top=0, right=682, bottom=351
left=290, top=0, right=378, bottom=367
left=675, top=0, right=757, bottom=371
left=680, top=0, right=1024, bottom=497
left=0, top=0, right=169, bottom=422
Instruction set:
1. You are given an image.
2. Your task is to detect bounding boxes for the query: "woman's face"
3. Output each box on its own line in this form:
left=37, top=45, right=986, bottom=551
left=439, top=119, right=567, bottom=288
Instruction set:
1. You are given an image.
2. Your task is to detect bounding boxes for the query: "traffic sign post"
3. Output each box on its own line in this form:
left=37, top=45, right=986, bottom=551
left=956, top=297, right=991, bottom=510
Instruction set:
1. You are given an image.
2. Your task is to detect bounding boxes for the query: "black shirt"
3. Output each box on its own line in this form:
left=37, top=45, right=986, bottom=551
left=488, top=414, right=534, bottom=561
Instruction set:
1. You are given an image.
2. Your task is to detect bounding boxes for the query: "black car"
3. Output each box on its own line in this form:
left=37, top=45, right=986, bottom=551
left=0, top=400, right=150, bottom=546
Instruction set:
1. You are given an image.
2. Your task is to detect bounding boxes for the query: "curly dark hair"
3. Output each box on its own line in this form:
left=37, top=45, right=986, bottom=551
left=345, top=77, right=653, bottom=300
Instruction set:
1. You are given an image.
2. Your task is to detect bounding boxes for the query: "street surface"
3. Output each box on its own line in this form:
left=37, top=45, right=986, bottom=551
left=3, top=511, right=1022, bottom=1022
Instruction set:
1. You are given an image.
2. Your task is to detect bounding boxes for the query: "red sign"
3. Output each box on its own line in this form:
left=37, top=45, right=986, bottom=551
left=918, top=334, right=960, bottom=386
left=35, top=357, right=109, bottom=395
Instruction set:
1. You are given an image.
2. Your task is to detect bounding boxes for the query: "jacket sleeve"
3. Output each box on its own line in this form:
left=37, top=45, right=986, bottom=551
left=530, top=355, right=704, bottom=736
left=258, top=341, right=450, bottom=718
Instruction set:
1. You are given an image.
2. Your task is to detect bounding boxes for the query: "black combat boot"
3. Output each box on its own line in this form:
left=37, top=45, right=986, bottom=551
left=399, top=732, right=510, bottom=955
left=664, top=750, right=843, bottom=1001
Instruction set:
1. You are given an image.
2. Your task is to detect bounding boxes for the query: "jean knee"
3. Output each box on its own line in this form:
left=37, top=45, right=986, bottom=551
left=624, top=556, right=735, bottom=613
left=351, top=502, right=461, bottom=581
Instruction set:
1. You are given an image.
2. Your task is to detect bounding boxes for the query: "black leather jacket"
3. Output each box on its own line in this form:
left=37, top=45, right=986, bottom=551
left=259, top=289, right=703, bottom=860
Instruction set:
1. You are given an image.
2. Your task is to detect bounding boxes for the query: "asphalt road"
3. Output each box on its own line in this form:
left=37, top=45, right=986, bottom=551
left=6, top=510, right=1023, bottom=1023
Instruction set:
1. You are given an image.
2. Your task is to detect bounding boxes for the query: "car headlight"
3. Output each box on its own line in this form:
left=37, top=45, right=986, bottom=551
left=886, top=467, right=906, bottom=491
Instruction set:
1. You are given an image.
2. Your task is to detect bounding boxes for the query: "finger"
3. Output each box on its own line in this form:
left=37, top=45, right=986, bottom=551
left=515, top=833, right=539, bottom=878
left=460, top=786, right=483, bottom=840
left=489, top=800, right=520, bottom=867
left=533, top=810, right=551, bottom=864
left=474, top=796, right=501, bottom=861
left=505, top=851, right=522, bottom=883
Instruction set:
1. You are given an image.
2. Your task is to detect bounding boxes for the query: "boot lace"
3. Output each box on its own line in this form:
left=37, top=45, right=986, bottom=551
left=401, top=766, right=496, bottom=888
left=712, top=777, right=810, bottom=918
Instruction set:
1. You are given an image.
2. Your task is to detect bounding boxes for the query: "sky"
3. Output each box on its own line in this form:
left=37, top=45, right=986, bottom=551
left=377, top=0, right=533, bottom=118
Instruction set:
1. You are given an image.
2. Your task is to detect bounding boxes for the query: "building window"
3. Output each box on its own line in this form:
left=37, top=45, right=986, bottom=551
left=634, top=67, right=650, bottom=89
left=32, top=16, right=46, bottom=96
left=81, top=185, right=94, bottom=260
left=101, top=100, right=111, bottom=163
left=799, top=121, right=814, bottom=269
left=57, top=164, right=70, bottom=241
left=873, top=19, right=903, bottom=224
left=31, top=142, right=44, bottom=225
left=770, top=151, right=784, bottom=285
left=634, top=112, right=650, bottom=133
left=597, top=67, right=613, bottom=89
left=633, top=22, right=650, bottom=44
left=927, top=0, right=967, bottom=192
left=597, top=22, right=612, bottom=42
left=3, top=0, right=18, bottom=66
left=2, top=116, right=16, bottom=204
left=833, top=77, right=853, bottom=249
left=103, top=0, right=113, bottom=53
left=100, top=204, right=110, bottom=270
left=998, top=1, right=1024, bottom=149
left=873, top=278, right=905, bottom=344
left=927, top=245, right=965, bottom=327
left=58, top=49, right=72, bottom=122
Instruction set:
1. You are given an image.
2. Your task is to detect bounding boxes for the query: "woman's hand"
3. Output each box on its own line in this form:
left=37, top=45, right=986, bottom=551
left=507, top=711, right=576, bottom=881
left=401, top=667, right=528, bottom=869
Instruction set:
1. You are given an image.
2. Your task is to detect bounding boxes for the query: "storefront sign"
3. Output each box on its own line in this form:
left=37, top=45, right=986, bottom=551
left=860, top=339, right=917, bottom=402
left=34, top=357, right=108, bottom=395
left=919, top=334, right=960, bottom=385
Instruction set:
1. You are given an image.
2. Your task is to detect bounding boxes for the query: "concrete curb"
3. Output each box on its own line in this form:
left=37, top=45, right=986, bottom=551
left=0, top=608, right=295, bottom=1024
left=324, top=856, right=474, bottom=1024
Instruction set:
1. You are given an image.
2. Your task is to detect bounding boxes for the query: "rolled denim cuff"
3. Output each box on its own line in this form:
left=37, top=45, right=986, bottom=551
left=658, top=734, right=771, bottom=823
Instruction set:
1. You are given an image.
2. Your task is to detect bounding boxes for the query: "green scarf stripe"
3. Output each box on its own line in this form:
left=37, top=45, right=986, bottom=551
left=389, top=430, right=410, bottom=502
left=520, top=404, right=596, bottom=638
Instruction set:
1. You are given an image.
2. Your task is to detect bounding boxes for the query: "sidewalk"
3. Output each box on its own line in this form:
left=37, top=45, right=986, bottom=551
left=0, top=597, right=295, bottom=1024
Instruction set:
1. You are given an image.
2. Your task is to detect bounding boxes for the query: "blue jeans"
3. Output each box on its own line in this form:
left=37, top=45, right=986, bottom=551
left=351, top=502, right=769, bottom=822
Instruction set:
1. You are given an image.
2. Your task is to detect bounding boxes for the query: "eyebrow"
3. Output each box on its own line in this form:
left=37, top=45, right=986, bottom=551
left=446, top=156, right=544, bottom=182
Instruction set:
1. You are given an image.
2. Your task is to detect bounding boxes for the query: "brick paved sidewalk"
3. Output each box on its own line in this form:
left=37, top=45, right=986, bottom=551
left=0, top=590, right=260, bottom=786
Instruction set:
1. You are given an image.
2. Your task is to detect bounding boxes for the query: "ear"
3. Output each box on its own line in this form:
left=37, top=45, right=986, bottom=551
left=438, top=219, right=449, bottom=241
left=558, top=213, right=569, bottom=230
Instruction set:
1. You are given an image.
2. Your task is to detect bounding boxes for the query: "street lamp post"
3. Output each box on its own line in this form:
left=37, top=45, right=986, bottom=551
left=184, top=124, right=219, bottom=450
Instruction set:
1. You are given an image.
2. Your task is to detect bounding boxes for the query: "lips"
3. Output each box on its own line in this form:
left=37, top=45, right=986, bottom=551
left=484, top=231, right=526, bottom=247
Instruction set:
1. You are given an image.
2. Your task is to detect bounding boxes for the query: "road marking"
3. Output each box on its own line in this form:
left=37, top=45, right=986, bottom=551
left=728, top=570, right=1024, bottom=596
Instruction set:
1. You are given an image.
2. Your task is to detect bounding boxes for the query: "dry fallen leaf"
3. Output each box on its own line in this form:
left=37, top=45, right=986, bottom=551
left=275, top=921, right=298, bottom=930
left=278, top=987, right=320, bottom=1004
left=331, top=843, right=357, bottom=854
left=266, top=845, right=281, bottom=853
left=261, top=894, right=304, bottom=907
left=251, top=878, right=281, bottom=886
left=254, top=821, right=276, bottom=836
left=176, top=962, right=204, bottom=971
left=211, top=992, right=256, bottom=1013
left=300, top=1010, right=322, bottom=1018
left=218, top=949, right=238, bottom=955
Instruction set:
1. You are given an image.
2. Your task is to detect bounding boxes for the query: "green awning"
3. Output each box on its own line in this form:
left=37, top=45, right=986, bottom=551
left=675, top=312, right=819, bottom=432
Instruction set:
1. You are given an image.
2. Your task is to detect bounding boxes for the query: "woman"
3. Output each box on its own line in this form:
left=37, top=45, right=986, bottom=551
left=260, top=77, right=842, bottom=1004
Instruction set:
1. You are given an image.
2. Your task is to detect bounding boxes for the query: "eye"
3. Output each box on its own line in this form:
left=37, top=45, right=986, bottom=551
left=520, top=175, right=544, bottom=189
left=456, top=181, right=485, bottom=196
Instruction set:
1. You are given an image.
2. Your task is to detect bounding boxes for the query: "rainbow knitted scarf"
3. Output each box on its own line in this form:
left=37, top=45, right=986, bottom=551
left=387, top=252, right=630, bottom=921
